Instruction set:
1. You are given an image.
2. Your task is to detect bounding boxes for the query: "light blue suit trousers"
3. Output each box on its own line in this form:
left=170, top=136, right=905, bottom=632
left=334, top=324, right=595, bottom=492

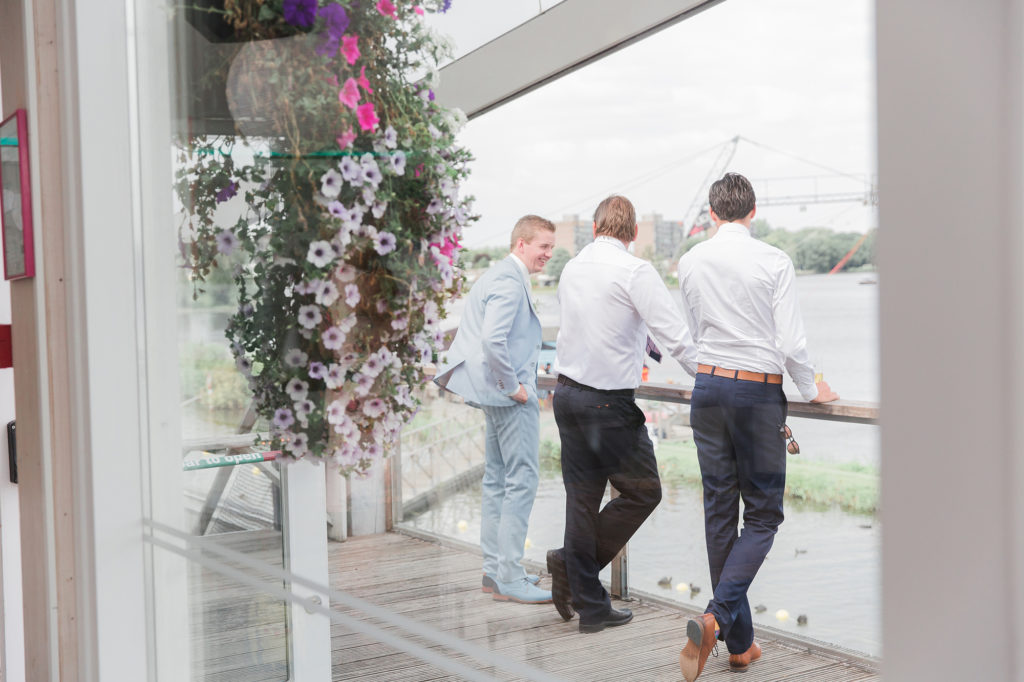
left=434, top=256, right=542, bottom=582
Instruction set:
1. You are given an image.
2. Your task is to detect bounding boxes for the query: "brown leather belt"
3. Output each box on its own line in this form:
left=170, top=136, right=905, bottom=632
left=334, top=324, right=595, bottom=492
left=698, top=364, right=783, bottom=385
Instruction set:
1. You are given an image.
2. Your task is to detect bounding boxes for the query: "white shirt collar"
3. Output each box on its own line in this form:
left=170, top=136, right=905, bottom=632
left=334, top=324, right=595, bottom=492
left=714, top=222, right=751, bottom=238
left=507, top=253, right=530, bottom=281
left=594, top=235, right=628, bottom=250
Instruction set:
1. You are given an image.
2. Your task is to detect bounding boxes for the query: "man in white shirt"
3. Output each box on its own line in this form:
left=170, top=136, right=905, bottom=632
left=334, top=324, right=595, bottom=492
left=546, top=195, right=697, bottom=633
left=676, top=173, right=838, bottom=681
left=435, top=216, right=555, bottom=605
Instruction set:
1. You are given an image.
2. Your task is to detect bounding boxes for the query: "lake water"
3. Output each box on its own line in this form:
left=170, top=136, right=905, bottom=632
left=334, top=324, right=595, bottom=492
left=411, top=270, right=882, bottom=656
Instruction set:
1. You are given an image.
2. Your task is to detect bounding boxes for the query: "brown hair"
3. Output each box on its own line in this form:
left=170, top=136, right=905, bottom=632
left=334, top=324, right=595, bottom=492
left=708, top=173, right=756, bottom=222
left=509, top=215, right=555, bottom=250
left=592, top=195, right=636, bottom=242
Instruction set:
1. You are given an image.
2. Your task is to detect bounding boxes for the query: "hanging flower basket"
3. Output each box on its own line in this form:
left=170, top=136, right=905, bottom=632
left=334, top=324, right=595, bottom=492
left=178, top=0, right=473, bottom=474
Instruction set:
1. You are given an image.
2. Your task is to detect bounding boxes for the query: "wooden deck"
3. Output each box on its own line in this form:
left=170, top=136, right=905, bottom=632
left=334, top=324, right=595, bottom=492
left=191, top=530, right=879, bottom=681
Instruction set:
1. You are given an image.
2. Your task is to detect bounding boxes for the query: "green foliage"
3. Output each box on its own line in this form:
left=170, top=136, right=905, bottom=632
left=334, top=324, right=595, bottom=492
left=461, top=246, right=508, bottom=269
left=674, top=235, right=707, bottom=261
left=180, top=343, right=253, bottom=410
left=654, top=439, right=878, bottom=514
left=544, top=247, right=571, bottom=282
left=538, top=438, right=562, bottom=476
left=177, top=1, right=477, bottom=472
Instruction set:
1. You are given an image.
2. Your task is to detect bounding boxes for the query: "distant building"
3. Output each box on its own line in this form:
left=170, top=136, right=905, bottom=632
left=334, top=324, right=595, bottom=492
left=553, top=214, right=594, bottom=255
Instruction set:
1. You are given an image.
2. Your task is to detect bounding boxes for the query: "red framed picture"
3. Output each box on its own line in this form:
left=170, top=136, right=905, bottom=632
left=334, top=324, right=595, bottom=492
left=0, top=109, right=35, bottom=280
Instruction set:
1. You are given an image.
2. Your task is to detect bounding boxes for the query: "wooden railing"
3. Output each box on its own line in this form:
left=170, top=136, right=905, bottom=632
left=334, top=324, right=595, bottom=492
left=532, top=373, right=878, bottom=598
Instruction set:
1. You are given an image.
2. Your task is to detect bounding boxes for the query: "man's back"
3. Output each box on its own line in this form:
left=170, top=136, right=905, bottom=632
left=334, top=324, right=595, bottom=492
left=679, top=223, right=811, bottom=389
left=556, top=239, right=648, bottom=389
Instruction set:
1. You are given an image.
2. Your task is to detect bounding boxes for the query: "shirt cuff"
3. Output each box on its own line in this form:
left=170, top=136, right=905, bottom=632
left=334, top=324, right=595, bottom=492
left=797, top=381, right=819, bottom=402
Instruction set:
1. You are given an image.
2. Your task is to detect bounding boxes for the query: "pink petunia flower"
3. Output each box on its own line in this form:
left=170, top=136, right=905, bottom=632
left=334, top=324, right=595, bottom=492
left=338, top=78, right=361, bottom=110
left=358, top=65, right=374, bottom=94
left=341, top=35, right=360, bottom=65
left=414, top=5, right=425, bottom=15
left=376, top=0, right=397, bottom=19
left=356, top=102, right=379, bottom=132
left=336, top=127, right=357, bottom=149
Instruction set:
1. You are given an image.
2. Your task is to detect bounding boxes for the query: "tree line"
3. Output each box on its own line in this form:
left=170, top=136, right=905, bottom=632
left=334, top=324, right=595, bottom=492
left=461, top=219, right=876, bottom=285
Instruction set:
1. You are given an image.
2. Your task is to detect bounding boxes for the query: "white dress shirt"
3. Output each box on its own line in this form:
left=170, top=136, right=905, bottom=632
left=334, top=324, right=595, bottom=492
left=677, top=222, right=819, bottom=401
left=555, top=236, right=697, bottom=390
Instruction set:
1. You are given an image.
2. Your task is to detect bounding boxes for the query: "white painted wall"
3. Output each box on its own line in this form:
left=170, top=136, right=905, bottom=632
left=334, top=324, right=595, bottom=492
left=0, top=278, right=24, bottom=681
left=877, top=1, right=1024, bottom=680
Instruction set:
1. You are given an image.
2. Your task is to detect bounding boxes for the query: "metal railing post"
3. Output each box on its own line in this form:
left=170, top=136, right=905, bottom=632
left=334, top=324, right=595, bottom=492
left=608, top=485, right=629, bottom=599
left=386, top=441, right=403, bottom=530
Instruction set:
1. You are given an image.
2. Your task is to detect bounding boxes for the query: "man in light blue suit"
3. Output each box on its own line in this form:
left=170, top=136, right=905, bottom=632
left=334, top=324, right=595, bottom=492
left=435, top=215, right=556, bottom=604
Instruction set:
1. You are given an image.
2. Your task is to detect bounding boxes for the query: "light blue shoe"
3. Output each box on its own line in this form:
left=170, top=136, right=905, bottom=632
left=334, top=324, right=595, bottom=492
left=492, top=578, right=552, bottom=604
left=482, top=572, right=540, bottom=593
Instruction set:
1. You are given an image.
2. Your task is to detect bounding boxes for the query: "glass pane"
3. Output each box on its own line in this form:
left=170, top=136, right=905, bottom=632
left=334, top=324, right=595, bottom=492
left=140, top=0, right=879, bottom=678
left=424, top=0, right=567, bottom=63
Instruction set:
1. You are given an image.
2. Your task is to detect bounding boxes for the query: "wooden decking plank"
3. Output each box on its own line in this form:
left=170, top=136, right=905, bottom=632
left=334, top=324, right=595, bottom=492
left=190, top=530, right=878, bottom=681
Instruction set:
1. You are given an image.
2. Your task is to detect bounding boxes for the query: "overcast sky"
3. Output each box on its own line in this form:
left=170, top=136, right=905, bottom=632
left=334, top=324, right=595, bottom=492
left=429, top=0, right=876, bottom=248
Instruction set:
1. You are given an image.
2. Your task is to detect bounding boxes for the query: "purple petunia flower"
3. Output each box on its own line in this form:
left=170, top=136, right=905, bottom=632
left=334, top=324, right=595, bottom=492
left=273, top=408, right=295, bottom=430
left=308, top=361, right=326, bottom=379
left=283, top=0, right=317, bottom=27
left=320, top=4, right=349, bottom=38
left=441, top=0, right=452, bottom=13
left=216, top=182, right=237, bottom=203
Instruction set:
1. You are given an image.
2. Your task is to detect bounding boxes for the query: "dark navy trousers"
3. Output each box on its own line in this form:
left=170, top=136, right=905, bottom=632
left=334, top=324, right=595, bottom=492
left=690, top=373, right=788, bottom=654
left=553, top=382, right=662, bottom=625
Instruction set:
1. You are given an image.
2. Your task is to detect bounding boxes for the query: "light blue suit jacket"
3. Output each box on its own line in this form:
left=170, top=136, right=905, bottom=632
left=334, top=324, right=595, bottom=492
left=435, top=256, right=541, bottom=406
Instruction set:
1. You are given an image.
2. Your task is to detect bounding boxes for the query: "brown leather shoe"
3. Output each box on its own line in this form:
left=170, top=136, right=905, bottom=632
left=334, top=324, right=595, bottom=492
left=728, top=641, right=761, bottom=672
left=679, top=613, right=717, bottom=681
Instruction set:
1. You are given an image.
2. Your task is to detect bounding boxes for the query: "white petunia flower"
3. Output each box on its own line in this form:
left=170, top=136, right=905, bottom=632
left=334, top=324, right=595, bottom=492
left=353, top=372, right=374, bottom=396
left=216, top=230, right=239, bottom=255
left=339, top=156, right=362, bottom=183
left=344, top=284, right=360, bottom=307
left=315, top=281, right=340, bottom=307
left=294, top=399, right=315, bottom=419
left=326, top=399, right=346, bottom=424
left=308, top=361, right=326, bottom=379
left=285, top=377, right=309, bottom=401
left=372, top=200, right=388, bottom=218
left=388, top=150, right=406, bottom=176
left=440, top=177, right=456, bottom=199
left=338, top=313, right=358, bottom=333
left=361, top=161, right=383, bottom=188
left=297, top=305, right=322, bottom=329
left=284, top=348, right=309, bottom=368
left=324, top=363, right=345, bottom=390
left=373, top=231, right=397, bottom=256
left=338, top=351, right=359, bottom=369
left=328, top=201, right=349, bottom=219
left=360, top=355, right=384, bottom=378
left=361, top=186, right=377, bottom=206
left=285, top=431, right=309, bottom=455
left=273, top=408, right=295, bottom=429
left=307, top=240, right=336, bottom=268
left=383, top=126, right=398, bottom=149
left=236, top=356, right=253, bottom=376
left=425, top=197, right=443, bottom=215
left=321, top=325, right=345, bottom=350
left=321, top=168, right=343, bottom=198
left=362, top=398, right=387, bottom=419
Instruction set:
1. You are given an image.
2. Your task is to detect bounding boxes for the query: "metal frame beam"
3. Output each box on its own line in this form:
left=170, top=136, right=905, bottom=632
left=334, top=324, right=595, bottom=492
left=435, top=0, right=726, bottom=118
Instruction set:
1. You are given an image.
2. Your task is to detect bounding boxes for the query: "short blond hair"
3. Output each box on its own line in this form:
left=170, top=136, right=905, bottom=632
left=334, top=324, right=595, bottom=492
left=509, top=215, right=555, bottom=250
left=593, top=196, right=636, bottom=242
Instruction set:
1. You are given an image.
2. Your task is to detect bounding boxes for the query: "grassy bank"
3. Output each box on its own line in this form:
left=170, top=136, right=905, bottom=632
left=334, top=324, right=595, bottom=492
left=541, top=437, right=879, bottom=516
